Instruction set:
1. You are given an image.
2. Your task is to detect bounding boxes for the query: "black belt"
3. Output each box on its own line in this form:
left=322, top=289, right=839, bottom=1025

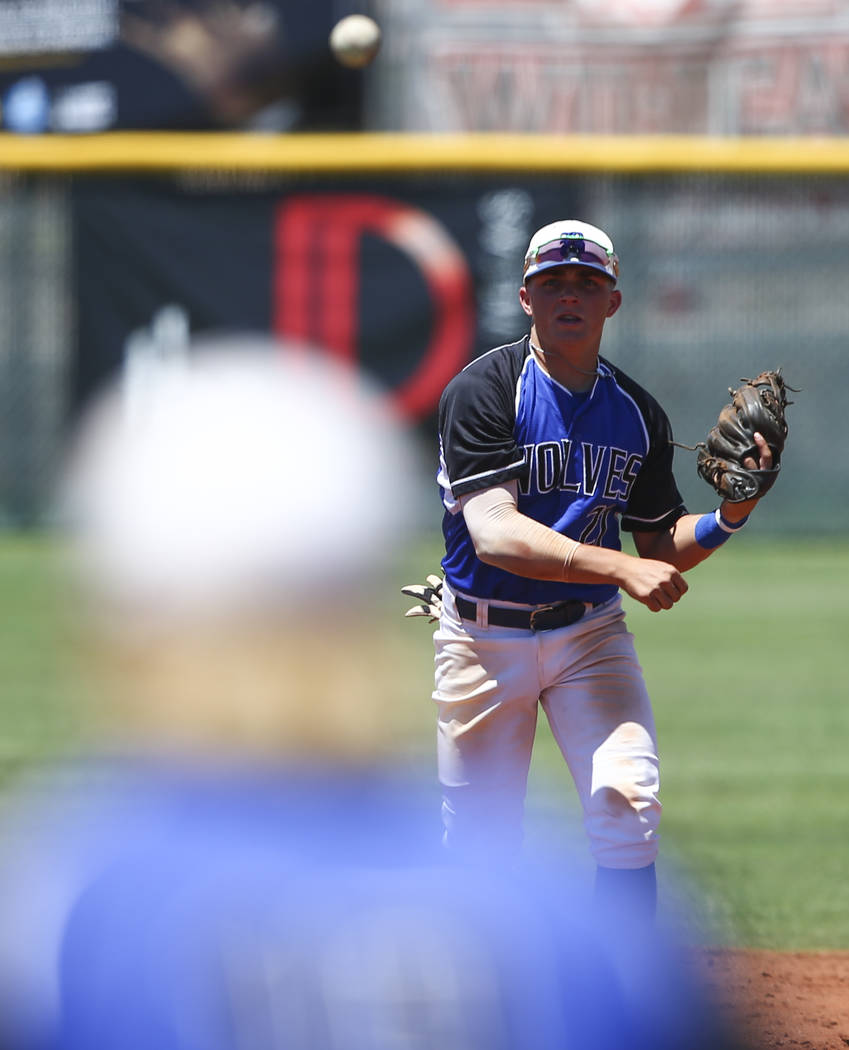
left=455, top=596, right=600, bottom=632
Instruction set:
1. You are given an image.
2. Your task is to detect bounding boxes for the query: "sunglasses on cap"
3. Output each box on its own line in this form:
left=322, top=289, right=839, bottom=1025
left=523, top=236, right=619, bottom=282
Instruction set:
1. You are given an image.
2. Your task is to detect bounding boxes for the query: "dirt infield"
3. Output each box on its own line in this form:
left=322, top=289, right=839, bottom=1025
left=700, top=949, right=849, bottom=1049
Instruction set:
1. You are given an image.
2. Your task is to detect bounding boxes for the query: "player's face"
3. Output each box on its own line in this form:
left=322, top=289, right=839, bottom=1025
left=519, top=265, right=621, bottom=352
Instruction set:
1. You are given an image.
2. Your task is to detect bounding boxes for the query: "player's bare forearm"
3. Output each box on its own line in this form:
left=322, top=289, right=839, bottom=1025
left=633, top=515, right=715, bottom=572
left=633, top=495, right=759, bottom=572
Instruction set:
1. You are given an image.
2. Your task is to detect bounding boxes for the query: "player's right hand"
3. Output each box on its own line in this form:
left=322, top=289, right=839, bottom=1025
left=618, top=557, right=688, bottom=612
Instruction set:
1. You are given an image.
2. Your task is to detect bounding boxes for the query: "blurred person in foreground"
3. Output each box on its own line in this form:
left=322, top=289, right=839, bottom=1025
left=0, top=340, right=744, bottom=1050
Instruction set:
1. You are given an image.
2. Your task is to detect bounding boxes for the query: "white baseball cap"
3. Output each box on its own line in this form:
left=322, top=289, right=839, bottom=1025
left=59, top=337, right=424, bottom=622
left=523, top=220, right=619, bottom=284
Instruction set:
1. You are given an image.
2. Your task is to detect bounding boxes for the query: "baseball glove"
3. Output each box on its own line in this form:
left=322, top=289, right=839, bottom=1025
left=401, top=573, right=443, bottom=622
left=694, top=369, right=794, bottom=502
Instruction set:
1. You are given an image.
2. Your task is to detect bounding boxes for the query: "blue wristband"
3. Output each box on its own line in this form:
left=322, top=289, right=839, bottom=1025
left=718, top=510, right=749, bottom=532
left=694, top=509, right=749, bottom=550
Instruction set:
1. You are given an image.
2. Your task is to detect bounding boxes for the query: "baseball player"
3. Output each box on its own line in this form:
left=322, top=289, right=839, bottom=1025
left=428, top=219, right=772, bottom=919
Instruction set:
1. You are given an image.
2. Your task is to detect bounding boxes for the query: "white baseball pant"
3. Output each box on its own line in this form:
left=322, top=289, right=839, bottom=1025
left=433, top=584, right=660, bottom=868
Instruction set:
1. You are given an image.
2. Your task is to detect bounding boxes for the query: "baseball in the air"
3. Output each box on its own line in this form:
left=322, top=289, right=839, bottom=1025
left=329, top=14, right=382, bottom=69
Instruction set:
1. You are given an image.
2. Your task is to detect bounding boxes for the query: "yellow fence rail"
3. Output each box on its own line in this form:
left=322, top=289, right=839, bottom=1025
left=3, top=132, right=849, bottom=173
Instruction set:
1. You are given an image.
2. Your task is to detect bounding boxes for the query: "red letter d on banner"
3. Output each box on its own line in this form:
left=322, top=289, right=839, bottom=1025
left=273, top=195, right=474, bottom=420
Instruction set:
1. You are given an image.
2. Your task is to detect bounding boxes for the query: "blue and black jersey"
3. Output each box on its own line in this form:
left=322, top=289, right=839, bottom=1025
left=437, top=335, right=687, bottom=605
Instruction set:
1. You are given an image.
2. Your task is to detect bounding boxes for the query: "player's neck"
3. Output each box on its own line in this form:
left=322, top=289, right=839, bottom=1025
left=529, top=329, right=600, bottom=392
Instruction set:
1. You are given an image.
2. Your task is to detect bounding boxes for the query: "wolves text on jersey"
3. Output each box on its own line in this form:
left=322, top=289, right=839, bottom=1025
left=517, top=439, right=643, bottom=502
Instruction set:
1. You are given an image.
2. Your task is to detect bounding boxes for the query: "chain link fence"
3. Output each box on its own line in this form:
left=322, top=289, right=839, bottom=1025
left=582, top=173, right=845, bottom=533
left=0, top=176, right=70, bottom=526
left=0, top=165, right=843, bottom=533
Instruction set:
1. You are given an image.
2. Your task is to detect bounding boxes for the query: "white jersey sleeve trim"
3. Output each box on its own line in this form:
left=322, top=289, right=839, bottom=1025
left=460, top=342, right=514, bottom=374
left=515, top=353, right=534, bottom=415
left=450, top=457, right=529, bottom=490
left=624, top=506, right=684, bottom=525
left=610, top=382, right=651, bottom=455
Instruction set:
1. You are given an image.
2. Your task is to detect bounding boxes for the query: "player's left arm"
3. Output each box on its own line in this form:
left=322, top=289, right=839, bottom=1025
left=633, top=432, right=771, bottom=570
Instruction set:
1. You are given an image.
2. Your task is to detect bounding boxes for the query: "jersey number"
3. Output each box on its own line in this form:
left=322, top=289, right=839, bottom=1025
left=578, top=506, right=616, bottom=546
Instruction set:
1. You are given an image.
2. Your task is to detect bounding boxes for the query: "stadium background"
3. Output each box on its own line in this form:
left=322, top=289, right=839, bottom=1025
left=0, top=3, right=848, bottom=1045
left=1, top=1, right=848, bottom=531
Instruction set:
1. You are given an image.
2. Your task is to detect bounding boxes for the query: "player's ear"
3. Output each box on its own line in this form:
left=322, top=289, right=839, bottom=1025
left=518, top=283, right=533, bottom=317
left=606, top=289, right=622, bottom=318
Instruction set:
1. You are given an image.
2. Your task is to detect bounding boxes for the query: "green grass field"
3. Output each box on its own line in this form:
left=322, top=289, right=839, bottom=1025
left=2, top=531, right=848, bottom=951
left=621, top=537, right=849, bottom=950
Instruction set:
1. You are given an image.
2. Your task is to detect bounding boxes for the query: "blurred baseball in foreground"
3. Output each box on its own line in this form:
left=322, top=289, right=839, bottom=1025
left=329, top=14, right=381, bottom=68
